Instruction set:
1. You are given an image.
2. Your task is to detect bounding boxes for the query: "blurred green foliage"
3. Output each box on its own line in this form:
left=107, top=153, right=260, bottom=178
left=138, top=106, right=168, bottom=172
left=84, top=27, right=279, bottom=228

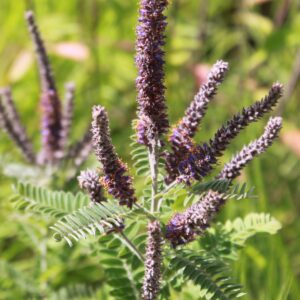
left=0, top=0, right=300, bottom=299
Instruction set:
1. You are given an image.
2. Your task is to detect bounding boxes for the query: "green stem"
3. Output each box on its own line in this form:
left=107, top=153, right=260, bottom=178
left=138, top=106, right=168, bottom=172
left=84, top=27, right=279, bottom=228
left=118, top=231, right=144, bottom=262
left=148, top=138, right=159, bottom=213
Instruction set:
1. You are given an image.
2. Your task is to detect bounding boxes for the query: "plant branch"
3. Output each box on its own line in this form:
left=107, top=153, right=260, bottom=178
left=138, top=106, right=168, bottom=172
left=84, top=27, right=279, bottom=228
left=148, top=138, right=159, bottom=213
left=118, top=231, right=144, bottom=262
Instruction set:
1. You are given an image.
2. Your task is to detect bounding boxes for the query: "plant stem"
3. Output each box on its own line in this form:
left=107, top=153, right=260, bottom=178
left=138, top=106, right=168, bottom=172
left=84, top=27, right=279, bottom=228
left=134, top=203, right=156, bottom=219
left=148, top=138, right=159, bottom=213
left=156, top=180, right=177, bottom=211
left=119, top=231, right=144, bottom=262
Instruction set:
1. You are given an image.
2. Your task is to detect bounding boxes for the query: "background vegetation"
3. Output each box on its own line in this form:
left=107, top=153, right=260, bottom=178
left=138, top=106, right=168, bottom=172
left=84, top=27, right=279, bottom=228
left=0, top=0, right=299, bottom=299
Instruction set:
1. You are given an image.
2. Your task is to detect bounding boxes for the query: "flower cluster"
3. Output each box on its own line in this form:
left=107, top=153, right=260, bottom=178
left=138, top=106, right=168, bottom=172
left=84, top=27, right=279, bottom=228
left=0, top=88, right=35, bottom=163
left=90, top=105, right=136, bottom=208
left=169, top=82, right=283, bottom=184
left=78, top=169, right=104, bottom=203
left=166, top=191, right=225, bottom=247
left=142, top=221, right=163, bottom=300
left=164, top=60, right=228, bottom=183
left=39, top=90, right=62, bottom=163
left=135, top=0, right=169, bottom=146
left=0, top=11, right=92, bottom=168
left=25, top=11, right=57, bottom=93
left=218, top=117, right=282, bottom=180
left=71, top=0, right=285, bottom=297
left=208, top=82, right=283, bottom=158
left=165, top=117, right=282, bottom=247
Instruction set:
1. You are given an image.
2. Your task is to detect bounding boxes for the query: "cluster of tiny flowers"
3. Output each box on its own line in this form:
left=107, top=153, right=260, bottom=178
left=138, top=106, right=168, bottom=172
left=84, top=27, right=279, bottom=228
left=164, top=60, right=228, bottom=183
left=0, top=88, right=35, bottom=163
left=39, top=90, right=62, bottom=163
left=91, top=106, right=136, bottom=208
left=59, top=83, right=75, bottom=154
left=78, top=169, right=104, bottom=203
left=208, top=82, right=283, bottom=158
left=0, top=11, right=92, bottom=168
left=166, top=191, right=225, bottom=248
left=175, top=60, right=229, bottom=139
left=25, top=11, right=57, bottom=93
left=135, top=0, right=169, bottom=145
left=78, top=169, right=125, bottom=234
left=165, top=117, right=282, bottom=247
left=170, top=82, right=283, bottom=184
left=142, top=221, right=163, bottom=300
left=218, top=117, right=282, bottom=180
left=73, top=0, right=284, bottom=298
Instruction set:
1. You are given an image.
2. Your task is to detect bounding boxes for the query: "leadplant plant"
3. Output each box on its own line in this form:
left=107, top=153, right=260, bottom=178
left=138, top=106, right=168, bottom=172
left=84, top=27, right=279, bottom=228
left=9, top=1, right=285, bottom=299
left=0, top=11, right=92, bottom=186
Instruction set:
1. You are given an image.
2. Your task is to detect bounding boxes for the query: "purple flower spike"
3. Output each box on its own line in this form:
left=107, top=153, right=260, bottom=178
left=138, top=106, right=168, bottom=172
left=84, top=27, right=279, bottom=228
left=0, top=88, right=35, bottom=163
left=165, top=60, right=228, bottom=183
left=218, top=117, right=282, bottom=180
left=78, top=169, right=105, bottom=203
left=142, top=220, right=163, bottom=300
left=166, top=191, right=225, bottom=248
left=136, top=0, right=169, bottom=146
left=25, top=11, right=57, bottom=93
left=209, top=83, right=283, bottom=158
left=59, top=82, right=75, bottom=154
left=91, top=105, right=136, bottom=208
left=39, top=90, right=62, bottom=164
left=175, top=60, right=228, bottom=140
left=165, top=82, right=283, bottom=184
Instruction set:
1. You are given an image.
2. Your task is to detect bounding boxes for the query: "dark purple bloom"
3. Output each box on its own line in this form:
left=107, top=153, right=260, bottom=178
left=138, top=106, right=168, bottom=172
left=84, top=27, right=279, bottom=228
left=78, top=169, right=105, bottom=203
left=176, top=143, right=216, bottom=184
left=166, top=83, right=283, bottom=184
left=25, top=11, right=63, bottom=164
left=38, top=90, right=62, bottom=164
left=135, top=0, right=169, bottom=146
left=165, top=60, right=228, bottom=183
left=0, top=88, right=35, bottom=163
left=25, top=11, right=57, bottom=93
left=142, top=220, right=163, bottom=300
left=91, top=105, right=136, bottom=208
left=166, top=191, right=225, bottom=248
left=174, top=60, right=228, bottom=141
left=59, top=83, right=75, bottom=155
left=209, top=83, right=283, bottom=158
left=218, top=117, right=282, bottom=180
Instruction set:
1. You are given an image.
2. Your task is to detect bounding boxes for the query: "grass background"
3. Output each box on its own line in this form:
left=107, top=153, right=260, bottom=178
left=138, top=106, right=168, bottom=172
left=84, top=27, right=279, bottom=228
left=0, top=0, right=299, bottom=299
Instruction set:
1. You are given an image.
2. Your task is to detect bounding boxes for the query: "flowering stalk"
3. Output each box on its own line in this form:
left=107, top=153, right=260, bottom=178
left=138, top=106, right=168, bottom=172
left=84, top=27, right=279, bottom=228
left=165, top=190, right=225, bottom=247
left=0, top=88, right=35, bottom=163
left=91, top=105, right=136, bottom=208
left=78, top=169, right=105, bottom=203
left=209, top=82, right=283, bottom=157
left=135, top=0, right=169, bottom=146
left=25, top=11, right=57, bottom=93
left=25, top=11, right=63, bottom=164
left=174, top=83, right=283, bottom=184
left=172, top=60, right=228, bottom=141
left=218, top=117, right=282, bottom=180
left=166, top=117, right=282, bottom=247
left=38, top=90, right=62, bottom=164
left=164, top=60, right=228, bottom=183
left=0, top=97, right=31, bottom=162
left=142, top=220, right=163, bottom=300
left=59, top=83, right=75, bottom=155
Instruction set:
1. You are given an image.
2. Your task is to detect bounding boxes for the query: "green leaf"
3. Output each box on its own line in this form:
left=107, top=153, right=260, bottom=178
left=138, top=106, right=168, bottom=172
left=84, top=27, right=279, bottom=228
left=11, top=182, right=90, bottom=218
left=169, top=250, right=245, bottom=300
